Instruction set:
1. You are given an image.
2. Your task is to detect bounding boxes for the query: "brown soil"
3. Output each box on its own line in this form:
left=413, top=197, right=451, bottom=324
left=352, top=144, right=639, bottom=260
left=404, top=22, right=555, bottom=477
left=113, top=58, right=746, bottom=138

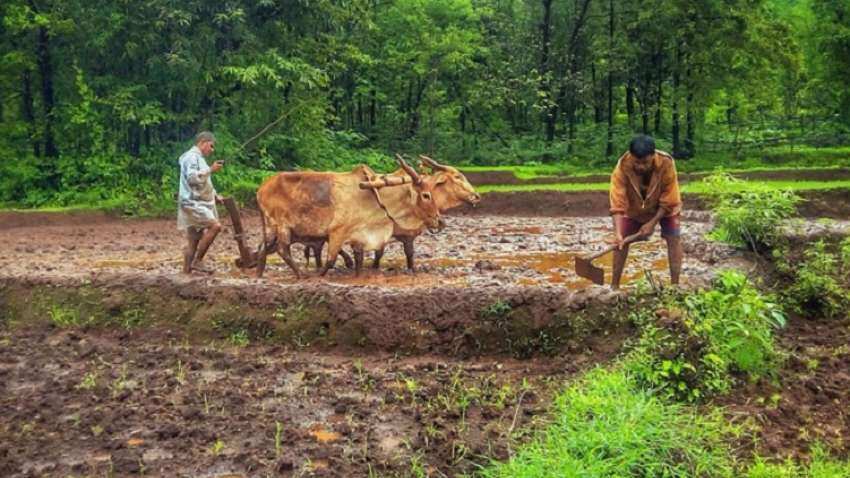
left=0, top=322, right=624, bottom=477
left=716, top=316, right=850, bottom=461
left=462, top=167, right=850, bottom=186
left=454, top=190, right=850, bottom=219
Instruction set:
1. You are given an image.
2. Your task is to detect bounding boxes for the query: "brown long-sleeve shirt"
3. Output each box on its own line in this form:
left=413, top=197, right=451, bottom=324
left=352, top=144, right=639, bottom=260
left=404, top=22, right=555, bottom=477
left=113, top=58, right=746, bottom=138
left=609, top=150, right=682, bottom=222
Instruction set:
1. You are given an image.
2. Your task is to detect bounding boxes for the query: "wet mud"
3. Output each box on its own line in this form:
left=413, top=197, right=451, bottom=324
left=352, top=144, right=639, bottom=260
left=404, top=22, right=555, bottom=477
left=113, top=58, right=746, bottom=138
left=0, top=324, right=622, bottom=477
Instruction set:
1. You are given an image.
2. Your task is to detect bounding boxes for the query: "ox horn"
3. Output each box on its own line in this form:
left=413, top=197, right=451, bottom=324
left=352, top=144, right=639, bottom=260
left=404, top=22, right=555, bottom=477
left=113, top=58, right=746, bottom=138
left=419, top=155, right=449, bottom=172
left=396, top=154, right=422, bottom=185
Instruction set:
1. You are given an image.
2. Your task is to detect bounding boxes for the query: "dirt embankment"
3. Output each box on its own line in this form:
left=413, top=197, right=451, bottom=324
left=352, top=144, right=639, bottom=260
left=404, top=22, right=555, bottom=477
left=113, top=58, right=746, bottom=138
left=451, top=189, right=850, bottom=219
left=462, top=168, right=850, bottom=186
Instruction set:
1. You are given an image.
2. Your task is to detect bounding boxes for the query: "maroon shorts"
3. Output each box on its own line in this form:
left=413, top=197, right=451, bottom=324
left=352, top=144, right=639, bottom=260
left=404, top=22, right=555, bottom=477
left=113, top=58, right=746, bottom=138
left=617, top=215, right=681, bottom=238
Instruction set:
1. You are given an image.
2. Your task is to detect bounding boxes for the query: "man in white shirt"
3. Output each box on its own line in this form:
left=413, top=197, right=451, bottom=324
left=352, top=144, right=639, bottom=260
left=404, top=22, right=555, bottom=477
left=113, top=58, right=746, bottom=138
left=178, top=131, right=224, bottom=274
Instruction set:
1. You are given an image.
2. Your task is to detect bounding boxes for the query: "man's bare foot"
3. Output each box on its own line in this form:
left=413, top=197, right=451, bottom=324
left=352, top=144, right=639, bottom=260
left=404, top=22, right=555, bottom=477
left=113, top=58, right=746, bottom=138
left=191, top=260, right=215, bottom=274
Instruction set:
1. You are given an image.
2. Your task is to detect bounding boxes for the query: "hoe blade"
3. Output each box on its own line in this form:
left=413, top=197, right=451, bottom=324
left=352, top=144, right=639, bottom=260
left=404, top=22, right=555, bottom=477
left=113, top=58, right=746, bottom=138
left=574, top=255, right=605, bottom=285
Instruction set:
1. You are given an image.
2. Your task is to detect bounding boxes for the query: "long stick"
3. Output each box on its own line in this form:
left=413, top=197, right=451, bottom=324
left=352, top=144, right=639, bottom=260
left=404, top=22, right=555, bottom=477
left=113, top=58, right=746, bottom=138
left=237, top=103, right=305, bottom=152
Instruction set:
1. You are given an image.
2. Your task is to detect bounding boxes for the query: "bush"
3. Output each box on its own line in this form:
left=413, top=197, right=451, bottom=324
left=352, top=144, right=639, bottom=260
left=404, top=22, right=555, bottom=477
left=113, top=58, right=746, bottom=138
left=781, top=240, right=850, bottom=320
left=481, top=367, right=738, bottom=478
left=626, top=270, right=786, bottom=402
left=702, top=173, right=800, bottom=252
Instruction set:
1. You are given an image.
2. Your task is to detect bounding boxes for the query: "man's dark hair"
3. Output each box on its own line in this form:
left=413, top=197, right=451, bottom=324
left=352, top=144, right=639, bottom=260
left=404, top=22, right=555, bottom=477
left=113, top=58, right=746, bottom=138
left=629, top=135, right=655, bottom=158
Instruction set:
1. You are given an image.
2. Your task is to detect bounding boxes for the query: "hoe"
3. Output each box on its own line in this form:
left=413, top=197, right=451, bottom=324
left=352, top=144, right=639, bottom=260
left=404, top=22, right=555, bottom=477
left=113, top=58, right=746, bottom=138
left=574, top=232, right=643, bottom=285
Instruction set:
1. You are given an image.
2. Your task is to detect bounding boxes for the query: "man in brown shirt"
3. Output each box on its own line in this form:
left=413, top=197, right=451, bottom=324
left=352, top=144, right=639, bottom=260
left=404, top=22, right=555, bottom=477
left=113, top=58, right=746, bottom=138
left=608, top=135, right=683, bottom=289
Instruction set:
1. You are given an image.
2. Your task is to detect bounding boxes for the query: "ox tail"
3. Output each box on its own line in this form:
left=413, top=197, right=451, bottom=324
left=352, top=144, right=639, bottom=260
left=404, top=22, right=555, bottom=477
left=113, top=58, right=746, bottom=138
left=257, top=192, right=268, bottom=256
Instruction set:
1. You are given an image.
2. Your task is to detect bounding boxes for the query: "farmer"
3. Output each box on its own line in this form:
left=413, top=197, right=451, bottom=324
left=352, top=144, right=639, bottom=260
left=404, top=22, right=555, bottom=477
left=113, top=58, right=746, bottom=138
left=609, top=134, right=683, bottom=289
left=178, top=131, right=224, bottom=274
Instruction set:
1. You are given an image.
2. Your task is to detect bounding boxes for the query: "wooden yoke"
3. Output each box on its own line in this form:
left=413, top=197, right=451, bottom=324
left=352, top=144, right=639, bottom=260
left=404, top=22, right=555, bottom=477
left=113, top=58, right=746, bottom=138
left=358, top=175, right=413, bottom=190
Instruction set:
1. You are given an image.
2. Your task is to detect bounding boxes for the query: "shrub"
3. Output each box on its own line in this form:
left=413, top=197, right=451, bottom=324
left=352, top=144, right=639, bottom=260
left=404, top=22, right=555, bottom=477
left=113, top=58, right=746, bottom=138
left=626, top=270, right=786, bottom=402
left=782, top=240, right=850, bottom=320
left=701, top=173, right=800, bottom=252
left=481, top=367, right=738, bottom=478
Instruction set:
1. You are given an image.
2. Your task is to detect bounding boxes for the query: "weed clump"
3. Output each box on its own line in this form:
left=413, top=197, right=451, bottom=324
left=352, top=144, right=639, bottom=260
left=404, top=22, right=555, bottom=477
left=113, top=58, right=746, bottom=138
left=701, top=173, right=800, bottom=252
left=626, top=270, right=786, bottom=402
left=777, top=240, right=850, bottom=320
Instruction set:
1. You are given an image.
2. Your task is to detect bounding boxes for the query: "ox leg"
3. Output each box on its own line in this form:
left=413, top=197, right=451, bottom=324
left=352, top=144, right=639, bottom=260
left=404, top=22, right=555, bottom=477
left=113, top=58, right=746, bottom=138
left=303, top=244, right=312, bottom=267
left=277, top=242, right=302, bottom=278
left=353, top=246, right=364, bottom=276
left=372, top=247, right=384, bottom=269
left=402, top=237, right=416, bottom=272
left=256, top=236, right=276, bottom=278
left=320, top=236, right=344, bottom=276
left=312, top=243, right=324, bottom=270
left=339, top=249, right=354, bottom=269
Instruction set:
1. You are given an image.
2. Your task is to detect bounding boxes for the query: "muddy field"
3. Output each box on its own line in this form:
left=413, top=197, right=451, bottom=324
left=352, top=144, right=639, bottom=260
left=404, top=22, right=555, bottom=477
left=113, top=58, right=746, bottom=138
left=1, top=198, right=849, bottom=476
left=0, top=211, right=741, bottom=290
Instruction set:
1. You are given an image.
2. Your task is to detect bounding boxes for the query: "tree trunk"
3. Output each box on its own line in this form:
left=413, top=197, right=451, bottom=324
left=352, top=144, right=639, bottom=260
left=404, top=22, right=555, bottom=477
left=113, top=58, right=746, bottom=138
left=560, top=0, right=593, bottom=156
left=626, top=79, right=635, bottom=130
left=605, top=0, right=615, bottom=157
left=22, top=69, right=40, bottom=157
left=369, top=89, right=377, bottom=128
left=672, top=43, right=681, bottom=156
left=540, top=0, right=554, bottom=142
left=654, top=55, right=663, bottom=135
left=35, top=23, right=58, bottom=159
left=592, top=62, right=602, bottom=123
left=684, top=66, right=695, bottom=158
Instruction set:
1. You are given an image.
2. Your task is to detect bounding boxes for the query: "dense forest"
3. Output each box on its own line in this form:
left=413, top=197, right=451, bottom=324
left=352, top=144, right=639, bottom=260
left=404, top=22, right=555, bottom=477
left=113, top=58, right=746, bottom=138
left=1, top=0, right=849, bottom=210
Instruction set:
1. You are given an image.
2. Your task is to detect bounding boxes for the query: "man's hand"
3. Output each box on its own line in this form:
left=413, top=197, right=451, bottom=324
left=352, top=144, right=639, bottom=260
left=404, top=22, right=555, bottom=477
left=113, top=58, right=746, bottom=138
left=606, top=232, right=626, bottom=250
left=211, top=160, right=224, bottom=173
left=215, top=194, right=224, bottom=204
left=638, top=221, right=656, bottom=239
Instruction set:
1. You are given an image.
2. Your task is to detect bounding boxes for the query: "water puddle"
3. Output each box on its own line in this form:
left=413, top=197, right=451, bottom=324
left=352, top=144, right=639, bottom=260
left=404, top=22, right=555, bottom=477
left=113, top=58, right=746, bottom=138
left=308, top=425, right=341, bottom=443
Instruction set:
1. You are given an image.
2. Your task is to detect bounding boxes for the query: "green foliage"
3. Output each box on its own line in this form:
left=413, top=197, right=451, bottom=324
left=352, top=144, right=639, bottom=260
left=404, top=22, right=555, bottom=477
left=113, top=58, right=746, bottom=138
left=480, top=300, right=512, bottom=319
left=2, top=0, right=850, bottom=214
left=48, top=304, right=82, bottom=328
left=702, top=173, right=800, bottom=252
left=781, top=240, right=850, bottom=319
left=481, top=367, right=738, bottom=478
left=745, top=445, right=850, bottom=478
left=626, top=270, right=786, bottom=402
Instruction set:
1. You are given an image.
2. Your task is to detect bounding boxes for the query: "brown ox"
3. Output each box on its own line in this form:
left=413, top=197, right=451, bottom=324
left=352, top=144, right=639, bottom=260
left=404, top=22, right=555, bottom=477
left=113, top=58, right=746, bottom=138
left=304, top=155, right=481, bottom=271
left=255, top=158, right=441, bottom=277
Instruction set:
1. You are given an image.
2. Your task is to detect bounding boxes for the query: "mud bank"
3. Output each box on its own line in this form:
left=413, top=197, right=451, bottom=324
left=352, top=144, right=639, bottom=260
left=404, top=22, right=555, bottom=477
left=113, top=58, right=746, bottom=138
left=462, top=167, right=850, bottom=186
left=454, top=189, right=850, bottom=218
left=0, top=276, right=633, bottom=359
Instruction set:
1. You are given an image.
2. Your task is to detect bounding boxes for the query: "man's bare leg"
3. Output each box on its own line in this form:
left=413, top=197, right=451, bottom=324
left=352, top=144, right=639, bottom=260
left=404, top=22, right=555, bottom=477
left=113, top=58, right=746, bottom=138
left=183, top=228, right=202, bottom=274
left=665, top=235, right=683, bottom=285
left=611, top=244, right=630, bottom=290
left=192, top=221, right=222, bottom=271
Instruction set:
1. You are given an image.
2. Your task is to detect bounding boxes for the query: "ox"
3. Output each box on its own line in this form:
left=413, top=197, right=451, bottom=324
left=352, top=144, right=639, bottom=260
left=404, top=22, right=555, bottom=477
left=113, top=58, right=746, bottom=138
left=303, top=156, right=481, bottom=271
left=255, top=158, right=441, bottom=278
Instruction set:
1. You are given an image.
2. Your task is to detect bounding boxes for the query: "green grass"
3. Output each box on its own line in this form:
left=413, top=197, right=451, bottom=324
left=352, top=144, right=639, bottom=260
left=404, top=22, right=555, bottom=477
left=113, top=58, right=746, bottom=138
left=480, top=367, right=738, bottom=478
left=478, top=179, right=850, bottom=194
